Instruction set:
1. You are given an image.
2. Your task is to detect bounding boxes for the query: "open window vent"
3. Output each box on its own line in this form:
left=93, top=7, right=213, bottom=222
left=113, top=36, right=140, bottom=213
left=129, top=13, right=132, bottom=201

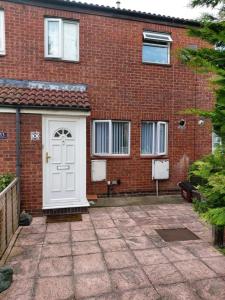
left=143, top=31, right=173, bottom=42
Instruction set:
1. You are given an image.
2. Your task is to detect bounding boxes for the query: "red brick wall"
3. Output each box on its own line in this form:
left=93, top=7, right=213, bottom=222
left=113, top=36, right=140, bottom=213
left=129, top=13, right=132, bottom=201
left=0, top=1, right=214, bottom=211
left=20, top=114, right=42, bottom=214
left=0, top=113, right=16, bottom=174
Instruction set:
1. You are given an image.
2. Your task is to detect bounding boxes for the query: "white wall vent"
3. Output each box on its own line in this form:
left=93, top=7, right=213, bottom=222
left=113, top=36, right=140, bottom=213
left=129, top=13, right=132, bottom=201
left=91, top=160, right=107, bottom=182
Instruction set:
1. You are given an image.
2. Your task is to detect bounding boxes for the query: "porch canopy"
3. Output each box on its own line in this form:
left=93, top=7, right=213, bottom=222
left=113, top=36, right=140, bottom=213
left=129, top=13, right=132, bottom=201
left=0, top=78, right=90, bottom=110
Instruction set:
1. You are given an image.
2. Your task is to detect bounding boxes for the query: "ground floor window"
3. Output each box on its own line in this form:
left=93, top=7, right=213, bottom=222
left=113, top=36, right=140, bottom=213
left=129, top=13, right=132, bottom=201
left=93, top=120, right=130, bottom=156
left=141, top=121, right=168, bottom=155
left=212, top=132, right=222, bottom=152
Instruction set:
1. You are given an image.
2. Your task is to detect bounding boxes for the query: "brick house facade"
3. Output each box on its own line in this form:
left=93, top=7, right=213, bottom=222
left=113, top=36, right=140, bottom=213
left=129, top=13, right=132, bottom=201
left=0, top=0, right=213, bottom=214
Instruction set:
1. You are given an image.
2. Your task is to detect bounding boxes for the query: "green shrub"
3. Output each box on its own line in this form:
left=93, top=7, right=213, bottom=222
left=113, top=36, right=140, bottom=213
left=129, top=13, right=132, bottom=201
left=203, top=208, right=225, bottom=227
left=0, top=174, right=14, bottom=192
left=189, top=148, right=225, bottom=210
left=193, top=200, right=208, bottom=214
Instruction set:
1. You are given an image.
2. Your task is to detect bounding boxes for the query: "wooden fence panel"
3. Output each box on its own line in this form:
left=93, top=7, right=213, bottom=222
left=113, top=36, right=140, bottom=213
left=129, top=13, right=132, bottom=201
left=0, top=178, right=19, bottom=259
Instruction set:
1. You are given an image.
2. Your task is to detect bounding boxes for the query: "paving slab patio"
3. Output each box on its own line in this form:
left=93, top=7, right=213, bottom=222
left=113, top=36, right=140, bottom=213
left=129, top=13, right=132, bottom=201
left=1, top=202, right=225, bottom=300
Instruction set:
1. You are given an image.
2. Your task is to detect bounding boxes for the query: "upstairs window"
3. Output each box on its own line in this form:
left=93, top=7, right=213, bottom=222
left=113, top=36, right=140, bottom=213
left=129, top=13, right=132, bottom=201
left=93, top=120, right=130, bottom=156
left=45, top=18, right=79, bottom=61
left=142, top=31, right=172, bottom=65
left=141, top=121, right=168, bottom=155
left=0, top=10, right=5, bottom=55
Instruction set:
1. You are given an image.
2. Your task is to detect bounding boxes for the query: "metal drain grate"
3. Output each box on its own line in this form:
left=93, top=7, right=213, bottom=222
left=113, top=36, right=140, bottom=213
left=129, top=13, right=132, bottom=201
left=156, top=228, right=200, bottom=242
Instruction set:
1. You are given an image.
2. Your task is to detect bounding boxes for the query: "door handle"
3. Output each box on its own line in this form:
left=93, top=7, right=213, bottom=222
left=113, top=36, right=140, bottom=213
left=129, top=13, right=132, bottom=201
left=46, top=152, right=51, bottom=163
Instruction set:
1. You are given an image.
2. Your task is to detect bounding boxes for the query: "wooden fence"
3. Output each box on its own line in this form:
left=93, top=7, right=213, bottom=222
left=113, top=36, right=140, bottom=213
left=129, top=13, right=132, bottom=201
left=0, top=178, right=20, bottom=259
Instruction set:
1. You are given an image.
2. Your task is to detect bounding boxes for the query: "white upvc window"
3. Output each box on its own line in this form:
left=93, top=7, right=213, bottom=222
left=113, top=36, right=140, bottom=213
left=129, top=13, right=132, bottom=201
left=0, top=10, right=5, bottom=55
left=141, top=121, right=168, bottom=155
left=142, top=31, right=172, bottom=65
left=212, top=132, right=222, bottom=152
left=45, top=18, right=79, bottom=61
left=93, top=120, right=131, bottom=156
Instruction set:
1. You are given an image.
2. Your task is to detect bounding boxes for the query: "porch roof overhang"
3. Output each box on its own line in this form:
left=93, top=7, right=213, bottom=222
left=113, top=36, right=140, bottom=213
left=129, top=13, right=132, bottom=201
left=0, top=79, right=91, bottom=111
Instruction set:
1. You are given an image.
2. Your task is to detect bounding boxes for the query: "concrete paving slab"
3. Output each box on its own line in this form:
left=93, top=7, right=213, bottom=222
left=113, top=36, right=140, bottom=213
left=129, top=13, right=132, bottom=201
left=73, top=253, right=106, bottom=274
left=2, top=202, right=225, bottom=300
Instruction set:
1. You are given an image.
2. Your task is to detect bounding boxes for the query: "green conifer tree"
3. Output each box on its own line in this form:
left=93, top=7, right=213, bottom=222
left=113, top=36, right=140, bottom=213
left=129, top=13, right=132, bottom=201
left=180, top=0, right=225, bottom=146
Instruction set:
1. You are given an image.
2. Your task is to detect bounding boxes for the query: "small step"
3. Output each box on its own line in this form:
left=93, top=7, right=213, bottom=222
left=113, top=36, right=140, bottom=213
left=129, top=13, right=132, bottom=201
left=43, top=207, right=88, bottom=216
left=46, top=214, right=82, bottom=223
left=87, top=194, right=98, bottom=202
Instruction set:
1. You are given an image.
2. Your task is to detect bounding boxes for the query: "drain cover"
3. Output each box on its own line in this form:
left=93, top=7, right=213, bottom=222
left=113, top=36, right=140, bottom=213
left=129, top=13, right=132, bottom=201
left=156, top=228, right=200, bottom=242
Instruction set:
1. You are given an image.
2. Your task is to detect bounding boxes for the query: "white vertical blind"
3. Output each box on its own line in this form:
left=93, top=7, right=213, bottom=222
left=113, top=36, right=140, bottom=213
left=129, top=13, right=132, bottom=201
left=93, top=121, right=130, bottom=155
left=47, top=20, right=61, bottom=57
left=112, top=122, right=129, bottom=154
left=63, top=22, right=78, bottom=61
left=0, top=10, right=5, bottom=54
left=95, top=122, right=109, bottom=154
left=159, top=123, right=166, bottom=154
left=141, top=122, right=154, bottom=154
left=141, top=121, right=167, bottom=155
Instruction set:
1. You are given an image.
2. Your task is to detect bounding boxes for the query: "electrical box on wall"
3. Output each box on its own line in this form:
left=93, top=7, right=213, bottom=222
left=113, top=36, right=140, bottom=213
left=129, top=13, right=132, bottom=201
left=152, top=159, right=169, bottom=180
left=91, top=160, right=107, bottom=182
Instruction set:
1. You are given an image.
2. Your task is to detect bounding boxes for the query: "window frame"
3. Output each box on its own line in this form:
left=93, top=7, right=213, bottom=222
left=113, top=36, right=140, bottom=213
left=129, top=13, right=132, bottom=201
left=141, top=121, right=168, bottom=156
left=44, top=18, right=79, bottom=61
left=92, top=120, right=131, bottom=157
left=212, top=132, right=222, bottom=152
left=142, top=42, right=170, bottom=65
left=142, top=31, right=172, bottom=65
left=0, top=10, right=5, bottom=55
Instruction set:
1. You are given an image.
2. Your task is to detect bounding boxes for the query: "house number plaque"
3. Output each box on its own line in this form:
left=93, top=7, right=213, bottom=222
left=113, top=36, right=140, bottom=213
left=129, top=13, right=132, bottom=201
left=31, top=131, right=40, bottom=141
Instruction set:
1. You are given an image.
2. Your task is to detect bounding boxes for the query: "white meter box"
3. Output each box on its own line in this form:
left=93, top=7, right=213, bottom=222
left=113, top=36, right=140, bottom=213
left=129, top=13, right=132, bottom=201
left=152, top=160, right=169, bottom=180
left=91, top=160, right=107, bottom=182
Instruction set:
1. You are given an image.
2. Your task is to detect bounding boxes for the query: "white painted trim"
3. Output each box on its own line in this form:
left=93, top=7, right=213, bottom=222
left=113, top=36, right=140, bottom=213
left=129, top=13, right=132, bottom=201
left=45, top=18, right=79, bottom=61
left=45, top=18, right=62, bottom=58
left=0, top=107, right=90, bottom=116
left=142, top=42, right=170, bottom=65
left=0, top=108, right=16, bottom=113
left=157, top=121, right=168, bottom=155
left=43, top=203, right=90, bottom=209
left=92, top=120, right=131, bottom=156
left=21, top=109, right=90, bottom=116
left=141, top=121, right=168, bottom=156
left=42, top=115, right=89, bottom=209
left=0, top=10, right=5, bottom=55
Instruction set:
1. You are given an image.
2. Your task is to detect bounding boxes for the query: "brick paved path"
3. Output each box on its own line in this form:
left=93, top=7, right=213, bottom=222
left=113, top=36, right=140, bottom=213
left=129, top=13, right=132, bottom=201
left=1, top=203, right=225, bottom=299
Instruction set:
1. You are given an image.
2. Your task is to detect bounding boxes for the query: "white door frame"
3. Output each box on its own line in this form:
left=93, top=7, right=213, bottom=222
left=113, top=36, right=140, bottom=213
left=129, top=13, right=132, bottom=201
left=42, top=115, right=89, bottom=209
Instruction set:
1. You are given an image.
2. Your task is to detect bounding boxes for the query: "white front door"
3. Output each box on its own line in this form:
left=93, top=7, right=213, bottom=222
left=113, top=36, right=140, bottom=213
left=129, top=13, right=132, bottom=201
left=43, top=116, right=89, bottom=209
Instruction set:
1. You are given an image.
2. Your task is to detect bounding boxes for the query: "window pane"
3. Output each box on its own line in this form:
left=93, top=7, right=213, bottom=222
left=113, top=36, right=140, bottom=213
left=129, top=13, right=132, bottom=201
left=212, top=132, right=222, bottom=151
left=47, top=20, right=60, bottom=57
left=0, top=11, right=4, bottom=52
left=63, top=22, right=78, bottom=61
left=159, top=123, right=166, bottom=153
left=112, top=122, right=129, bottom=154
left=141, top=123, right=154, bottom=154
left=142, top=44, right=169, bottom=64
left=95, top=122, right=109, bottom=154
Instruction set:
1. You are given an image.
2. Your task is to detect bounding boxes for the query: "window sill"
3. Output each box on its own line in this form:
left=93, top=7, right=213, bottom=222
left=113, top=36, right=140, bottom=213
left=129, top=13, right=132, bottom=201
left=142, top=62, right=171, bottom=67
left=45, top=58, right=80, bottom=64
left=92, top=155, right=131, bottom=159
left=140, top=155, right=168, bottom=159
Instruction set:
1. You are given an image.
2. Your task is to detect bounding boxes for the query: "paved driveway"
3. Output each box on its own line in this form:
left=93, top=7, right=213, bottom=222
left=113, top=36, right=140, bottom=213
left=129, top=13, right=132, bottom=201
left=1, top=203, right=225, bottom=300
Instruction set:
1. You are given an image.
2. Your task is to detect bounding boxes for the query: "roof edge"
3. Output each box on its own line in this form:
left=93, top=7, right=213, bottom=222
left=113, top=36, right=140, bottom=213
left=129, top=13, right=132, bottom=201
left=1, top=0, right=200, bottom=27
left=0, top=104, right=91, bottom=111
